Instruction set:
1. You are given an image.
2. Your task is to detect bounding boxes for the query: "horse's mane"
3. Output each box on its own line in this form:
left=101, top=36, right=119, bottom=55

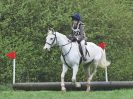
left=56, top=32, right=69, bottom=40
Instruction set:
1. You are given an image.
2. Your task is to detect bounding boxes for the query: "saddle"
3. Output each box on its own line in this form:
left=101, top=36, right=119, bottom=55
left=68, top=35, right=89, bottom=61
left=68, top=35, right=83, bottom=43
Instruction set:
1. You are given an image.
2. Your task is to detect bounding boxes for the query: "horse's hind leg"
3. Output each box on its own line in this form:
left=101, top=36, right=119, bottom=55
left=84, top=64, right=91, bottom=91
left=86, top=61, right=98, bottom=91
left=61, top=64, right=68, bottom=91
left=85, top=67, right=91, bottom=91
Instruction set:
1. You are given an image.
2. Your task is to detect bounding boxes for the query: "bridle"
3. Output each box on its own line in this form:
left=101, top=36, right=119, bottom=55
left=45, top=31, right=80, bottom=68
left=45, top=31, right=72, bottom=57
left=46, top=32, right=57, bottom=46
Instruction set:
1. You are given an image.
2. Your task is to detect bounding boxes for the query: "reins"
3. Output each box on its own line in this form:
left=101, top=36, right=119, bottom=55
left=46, top=32, right=72, bottom=68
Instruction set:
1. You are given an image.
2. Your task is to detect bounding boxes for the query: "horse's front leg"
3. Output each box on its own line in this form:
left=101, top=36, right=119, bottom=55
left=61, top=64, right=68, bottom=91
left=72, top=65, right=81, bottom=87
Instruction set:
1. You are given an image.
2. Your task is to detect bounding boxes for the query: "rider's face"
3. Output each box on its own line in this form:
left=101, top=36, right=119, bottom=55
left=72, top=20, right=78, bottom=25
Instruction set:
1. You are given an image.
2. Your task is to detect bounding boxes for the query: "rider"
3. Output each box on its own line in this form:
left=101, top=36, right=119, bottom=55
left=70, top=13, right=87, bottom=61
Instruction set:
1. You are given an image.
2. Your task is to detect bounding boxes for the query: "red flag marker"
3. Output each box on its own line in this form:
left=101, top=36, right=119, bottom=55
left=6, top=51, right=16, bottom=84
left=98, top=42, right=106, bottom=49
left=6, top=51, right=16, bottom=59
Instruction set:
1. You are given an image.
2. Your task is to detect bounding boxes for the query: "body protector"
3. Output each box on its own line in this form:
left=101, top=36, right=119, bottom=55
left=71, top=21, right=86, bottom=42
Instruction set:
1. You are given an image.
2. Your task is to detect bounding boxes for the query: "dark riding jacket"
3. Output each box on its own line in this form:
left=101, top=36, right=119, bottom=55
left=71, top=21, right=86, bottom=41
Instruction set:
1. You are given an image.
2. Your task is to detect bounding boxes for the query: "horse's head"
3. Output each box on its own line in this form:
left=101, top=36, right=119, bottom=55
left=43, top=28, right=57, bottom=51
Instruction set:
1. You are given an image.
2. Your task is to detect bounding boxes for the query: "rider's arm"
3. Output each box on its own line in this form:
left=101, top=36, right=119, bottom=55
left=80, top=23, right=86, bottom=39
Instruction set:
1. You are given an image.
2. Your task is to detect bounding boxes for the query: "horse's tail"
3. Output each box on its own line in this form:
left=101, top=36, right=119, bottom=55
left=99, top=49, right=111, bottom=68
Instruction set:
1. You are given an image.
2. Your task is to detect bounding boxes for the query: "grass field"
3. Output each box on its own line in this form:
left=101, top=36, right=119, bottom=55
left=0, top=89, right=133, bottom=99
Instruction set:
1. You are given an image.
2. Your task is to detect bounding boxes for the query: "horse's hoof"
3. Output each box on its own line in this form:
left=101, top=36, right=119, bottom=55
left=86, top=87, right=91, bottom=92
left=86, top=90, right=90, bottom=92
left=61, top=87, right=66, bottom=92
left=76, top=83, right=81, bottom=88
left=72, top=79, right=76, bottom=84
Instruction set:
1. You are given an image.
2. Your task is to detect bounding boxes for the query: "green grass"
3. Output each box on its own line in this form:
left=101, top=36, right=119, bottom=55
left=0, top=89, right=133, bottom=99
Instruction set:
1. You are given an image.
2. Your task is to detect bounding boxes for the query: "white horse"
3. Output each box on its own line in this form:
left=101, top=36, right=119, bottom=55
left=43, top=29, right=110, bottom=91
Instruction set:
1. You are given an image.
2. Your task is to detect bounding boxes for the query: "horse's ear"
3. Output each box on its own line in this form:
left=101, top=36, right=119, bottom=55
left=47, top=28, right=51, bottom=35
left=47, top=27, right=55, bottom=34
left=50, top=28, right=54, bottom=32
left=48, top=28, right=50, bottom=32
left=50, top=28, right=55, bottom=34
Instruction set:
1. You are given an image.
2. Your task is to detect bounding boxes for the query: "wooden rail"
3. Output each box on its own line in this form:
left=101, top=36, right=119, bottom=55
left=13, top=81, right=133, bottom=91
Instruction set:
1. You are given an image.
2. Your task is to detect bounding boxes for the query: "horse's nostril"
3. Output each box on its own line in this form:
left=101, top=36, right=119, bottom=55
left=43, top=47, right=50, bottom=51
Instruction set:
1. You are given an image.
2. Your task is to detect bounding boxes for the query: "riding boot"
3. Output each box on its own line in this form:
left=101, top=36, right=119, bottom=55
left=80, top=40, right=87, bottom=61
left=82, top=52, right=87, bottom=61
